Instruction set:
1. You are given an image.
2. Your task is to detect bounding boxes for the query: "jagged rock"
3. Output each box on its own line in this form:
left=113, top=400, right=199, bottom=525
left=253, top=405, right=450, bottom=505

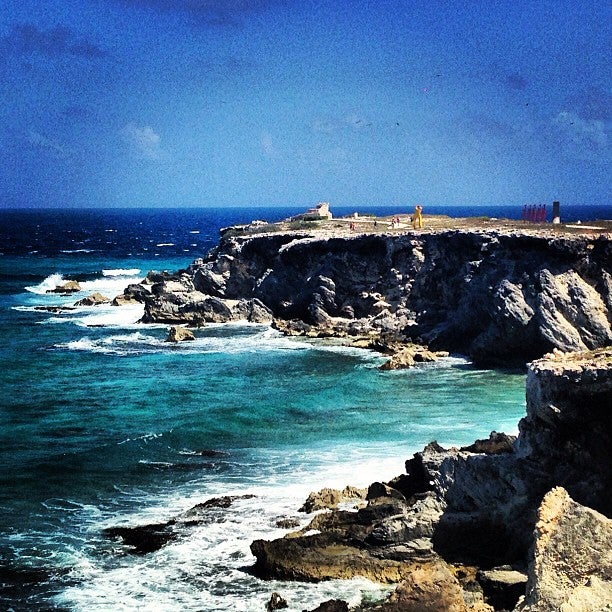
left=516, top=487, right=612, bottom=611
left=461, top=431, right=516, bottom=455
left=266, top=592, right=288, bottom=610
left=304, top=600, right=349, bottom=612
left=250, top=348, right=612, bottom=603
left=299, top=486, right=368, bottom=513
left=517, top=347, right=612, bottom=516
left=48, top=280, right=81, bottom=293
left=139, top=228, right=612, bottom=364
left=74, top=292, right=110, bottom=306
left=165, top=326, right=195, bottom=343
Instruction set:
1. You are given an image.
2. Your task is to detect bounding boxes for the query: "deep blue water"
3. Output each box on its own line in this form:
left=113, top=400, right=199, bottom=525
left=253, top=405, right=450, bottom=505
left=1, top=205, right=604, bottom=610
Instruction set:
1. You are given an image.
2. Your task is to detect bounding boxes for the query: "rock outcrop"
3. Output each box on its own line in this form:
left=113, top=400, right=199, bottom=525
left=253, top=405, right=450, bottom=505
left=74, top=292, right=109, bottom=306
left=517, top=487, right=612, bottom=611
left=137, top=228, right=612, bottom=365
left=250, top=348, right=612, bottom=610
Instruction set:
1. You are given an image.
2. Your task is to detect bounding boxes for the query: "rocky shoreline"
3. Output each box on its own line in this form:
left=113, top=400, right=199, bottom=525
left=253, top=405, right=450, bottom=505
left=113, top=221, right=612, bottom=367
left=102, top=220, right=611, bottom=610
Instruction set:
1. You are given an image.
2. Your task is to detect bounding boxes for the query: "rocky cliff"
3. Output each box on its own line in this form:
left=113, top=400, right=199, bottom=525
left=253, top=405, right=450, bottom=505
left=139, top=228, right=612, bottom=365
left=251, top=348, right=612, bottom=610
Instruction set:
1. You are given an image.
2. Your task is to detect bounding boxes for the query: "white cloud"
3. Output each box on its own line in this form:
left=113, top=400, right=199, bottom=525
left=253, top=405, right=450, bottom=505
left=552, top=111, right=608, bottom=151
left=121, top=122, right=164, bottom=159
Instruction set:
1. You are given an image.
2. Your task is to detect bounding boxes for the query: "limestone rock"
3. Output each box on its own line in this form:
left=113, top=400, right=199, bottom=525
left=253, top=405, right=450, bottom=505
left=299, top=486, right=368, bottom=513
left=517, top=487, right=612, bottom=612
left=74, top=292, right=110, bottom=306
left=48, top=280, right=81, bottom=293
left=165, top=326, right=195, bottom=343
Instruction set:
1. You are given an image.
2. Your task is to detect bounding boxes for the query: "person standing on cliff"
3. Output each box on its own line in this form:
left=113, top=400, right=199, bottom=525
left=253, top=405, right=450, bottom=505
left=412, top=205, right=423, bottom=229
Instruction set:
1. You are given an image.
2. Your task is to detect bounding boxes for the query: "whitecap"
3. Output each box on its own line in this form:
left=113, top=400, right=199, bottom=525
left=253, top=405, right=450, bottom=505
left=26, top=273, right=66, bottom=294
left=156, top=243, right=175, bottom=247
left=102, top=269, right=141, bottom=277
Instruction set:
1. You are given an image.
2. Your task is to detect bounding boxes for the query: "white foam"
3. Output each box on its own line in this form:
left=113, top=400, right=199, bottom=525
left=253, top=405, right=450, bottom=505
left=54, top=449, right=401, bottom=611
left=102, top=269, right=141, bottom=277
left=26, top=273, right=66, bottom=294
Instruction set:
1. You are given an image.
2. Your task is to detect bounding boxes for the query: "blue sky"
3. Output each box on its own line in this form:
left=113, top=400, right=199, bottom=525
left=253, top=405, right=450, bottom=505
left=1, top=0, right=610, bottom=208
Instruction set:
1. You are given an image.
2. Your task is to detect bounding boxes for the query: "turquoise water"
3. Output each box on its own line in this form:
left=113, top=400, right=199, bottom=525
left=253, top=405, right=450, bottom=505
left=0, top=208, right=530, bottom=610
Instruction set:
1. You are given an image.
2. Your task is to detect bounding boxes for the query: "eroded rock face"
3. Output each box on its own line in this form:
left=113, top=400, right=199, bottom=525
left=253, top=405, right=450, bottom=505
left=517, top=487, right=612, bottom=611
left=517, top=348, right=612, bottom=516
left=138, top=229, right=612, bottom=365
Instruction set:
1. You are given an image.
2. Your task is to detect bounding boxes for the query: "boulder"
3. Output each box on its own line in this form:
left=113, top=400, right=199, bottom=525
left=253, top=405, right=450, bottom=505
left=165, top=326, right=195, bottom=343
left=74, top=292, right=109, bottom=306
left=379, top=344, right=446, bottom=370
left=517, top=487, right=612, bottom=611
left=48, top=280, right=81, bottom=293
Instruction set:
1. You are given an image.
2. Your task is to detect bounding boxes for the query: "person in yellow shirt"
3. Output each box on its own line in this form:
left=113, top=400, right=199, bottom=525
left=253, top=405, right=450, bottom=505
left=412, top=205, right=423, bottom=229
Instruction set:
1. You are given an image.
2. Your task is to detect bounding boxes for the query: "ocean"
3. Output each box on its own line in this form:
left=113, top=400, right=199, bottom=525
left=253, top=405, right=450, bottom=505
left=0, top=204, right=610, bottom=611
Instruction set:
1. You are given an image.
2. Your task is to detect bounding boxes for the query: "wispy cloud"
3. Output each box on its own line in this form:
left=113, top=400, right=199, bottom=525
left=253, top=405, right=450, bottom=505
left=552, top=111, right=608, bottom=152
left=112, top=0, right=282, bottom=27
left=121, top=122, right=165, bottom=159
left=26, top=130, right=70, bottom=159
left=311, top=113, right=370, bottom=134
left=0, top=23, right=107, bottom=60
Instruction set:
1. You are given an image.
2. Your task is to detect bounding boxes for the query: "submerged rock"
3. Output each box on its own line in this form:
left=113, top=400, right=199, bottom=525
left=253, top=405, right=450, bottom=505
left=104, top=494, right=256, bottom=554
